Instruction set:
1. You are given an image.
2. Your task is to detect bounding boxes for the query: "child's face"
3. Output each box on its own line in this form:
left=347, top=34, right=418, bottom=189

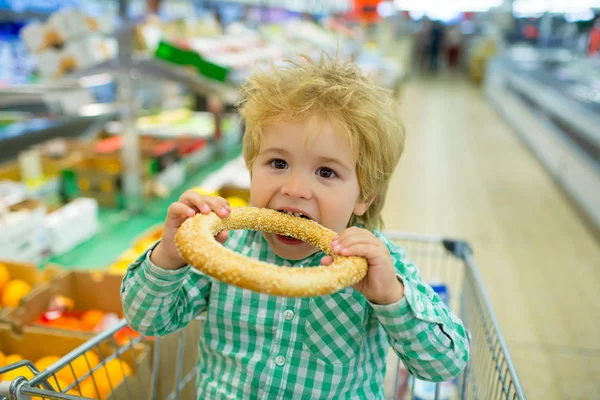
left=250, top=116, right=370, bottom=260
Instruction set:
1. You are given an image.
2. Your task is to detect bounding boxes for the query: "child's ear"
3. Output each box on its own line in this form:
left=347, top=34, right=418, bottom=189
left=353, top=195, right=376, bottom=216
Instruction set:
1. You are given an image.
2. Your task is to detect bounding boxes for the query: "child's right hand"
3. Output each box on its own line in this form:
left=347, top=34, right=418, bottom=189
left=150, top=190, right=231, bottom=270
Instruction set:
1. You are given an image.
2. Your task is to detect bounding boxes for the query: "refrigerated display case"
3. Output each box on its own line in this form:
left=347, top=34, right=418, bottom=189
left=485, top=46, right=600, bottom=230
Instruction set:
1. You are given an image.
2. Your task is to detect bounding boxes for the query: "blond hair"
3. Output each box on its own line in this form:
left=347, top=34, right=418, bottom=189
left=238, top=54, right=405, bottom=230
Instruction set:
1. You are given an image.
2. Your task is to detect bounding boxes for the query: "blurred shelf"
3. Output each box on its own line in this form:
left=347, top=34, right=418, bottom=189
left=45, top=142, right=243, bottom=269
left=0, top=9, right=52, bottom=22
left=64, top=56, right=241, bottom=104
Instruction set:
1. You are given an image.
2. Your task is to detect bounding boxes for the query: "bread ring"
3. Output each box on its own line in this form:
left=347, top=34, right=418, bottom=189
left=175, top=207, right=367, bottom=297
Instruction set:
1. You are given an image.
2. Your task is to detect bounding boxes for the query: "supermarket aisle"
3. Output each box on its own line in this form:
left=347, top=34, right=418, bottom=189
left=382, top=76, right=600, bottom=400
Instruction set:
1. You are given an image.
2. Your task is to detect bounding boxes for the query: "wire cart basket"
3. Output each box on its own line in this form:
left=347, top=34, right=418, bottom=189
left=0, top=232, right=526, bottom=400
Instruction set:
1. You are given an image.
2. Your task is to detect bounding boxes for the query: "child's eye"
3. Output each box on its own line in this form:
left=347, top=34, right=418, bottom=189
left=317, top=167, right=337, bottom=179
left=270, top=159, right=288, bottom=169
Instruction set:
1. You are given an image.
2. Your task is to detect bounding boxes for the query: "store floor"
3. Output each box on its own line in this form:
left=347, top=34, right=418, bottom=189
left=383, top=75, right=600, bottom=399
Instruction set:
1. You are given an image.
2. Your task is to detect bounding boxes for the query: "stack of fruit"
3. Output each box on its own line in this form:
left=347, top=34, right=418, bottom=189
left=0, top=263, right=33, bottom=309
left=0, top=350, right=133, bottom=399
left=32, top=301, right=142, bottom=346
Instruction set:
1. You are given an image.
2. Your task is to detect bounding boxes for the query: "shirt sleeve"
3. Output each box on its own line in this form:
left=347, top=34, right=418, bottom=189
left=120, top=240, right=212, bottom=336
left=368, top=232, right=470, bottom=382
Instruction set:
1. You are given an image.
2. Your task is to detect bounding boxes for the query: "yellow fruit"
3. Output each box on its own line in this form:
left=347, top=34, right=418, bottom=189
left=33, top=377, right=79, bottom=399
left=104, top=359, right=132, bottom=383
left=191, top=187, right=218, bottom=197
left=56, top=351, right=99, bottom=384
left=225, top=196, right=248, bottom=208
left=118, top=249, right=139, bottom=263
left=0, top=263, right=10, bottom=293
left=79, top=378, right=109, bottom=399
left=78, top=359, right=132, bottom=400
left=39, top=376, right=69, bottom=391
left=3, top=366, right=35, bottom=382
left=2, top=353, right=24, bottom=380
left=2, top=279, right=33, bottom=308
left=4, top=354, right=23, bottom=366
left=34, top=355, right=60, bottom=373
left=0, top=351, right=6, bottom=368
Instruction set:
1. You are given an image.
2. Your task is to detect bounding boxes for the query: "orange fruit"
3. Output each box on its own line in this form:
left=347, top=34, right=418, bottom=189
left=45, top=376, right=69, bottom=391
left=80, top=310, right=106, bottom=331
left=104, top=359, right=132, bottom=383
left=0, top=351, right=6, bottom=380
left=56, top=351, right=99, bottom=384
left=0, top=263, right=10, bottom=293
left=34, top=355, right=61, bottom=373
left=4, top=354, right=23, bottom=365
left=77, top=359, right=131, bottom=400
left=2, top=279, right=33, bottom=308
left=3, top=365, right=35, bottom=383
left=79, top=377, right=110, bottom=399
left=1, top=354, right=24, bottom=381
left=32, top=377, right=78, bottom=399
left=46, top=316, right=81, bottom=331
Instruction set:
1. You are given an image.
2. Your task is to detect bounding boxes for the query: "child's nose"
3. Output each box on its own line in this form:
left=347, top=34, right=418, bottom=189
left=281, top=174, right=313, bottom=199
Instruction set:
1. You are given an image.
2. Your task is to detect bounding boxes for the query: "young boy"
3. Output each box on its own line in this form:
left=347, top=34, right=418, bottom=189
left=121, top=55, right=470, bottom=399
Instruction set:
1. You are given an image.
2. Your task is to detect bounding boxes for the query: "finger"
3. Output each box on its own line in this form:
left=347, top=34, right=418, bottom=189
left=332, top=227, right=369, bottom=244
left=206, top=196, right=231, bottom=218
left=167, top=202, right=195, bottom=220
left=180, top=190, right=211, bottom=214
left=320, top=256, right=334, bottom=266
left=215, top=230, right=230, bottom=243
left=336, top=243, right=379, bottom=259
left=332, top=233, right=378, bottom=254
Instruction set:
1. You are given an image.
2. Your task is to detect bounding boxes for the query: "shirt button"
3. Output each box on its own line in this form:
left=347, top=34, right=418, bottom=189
left=283, top=310, right=294, bottom=320
left=275, top=355, right=286, bottom=366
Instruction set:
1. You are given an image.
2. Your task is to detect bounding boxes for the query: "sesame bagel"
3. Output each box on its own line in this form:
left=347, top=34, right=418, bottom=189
left=175, top=207, right=368, bottom=297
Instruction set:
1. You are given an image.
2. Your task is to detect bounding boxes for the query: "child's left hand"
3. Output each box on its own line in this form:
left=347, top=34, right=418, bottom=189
left=321, top=227, right=404, bottom=305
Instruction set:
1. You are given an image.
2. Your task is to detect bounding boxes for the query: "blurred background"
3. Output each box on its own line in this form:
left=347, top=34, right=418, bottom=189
left=0, top=1, right=598, bottom=399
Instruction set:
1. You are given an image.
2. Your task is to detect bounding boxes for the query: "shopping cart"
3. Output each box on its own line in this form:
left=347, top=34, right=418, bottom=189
left=384, top=232, right=526, bottom=400
left=0, top=232, right=526, bottom=400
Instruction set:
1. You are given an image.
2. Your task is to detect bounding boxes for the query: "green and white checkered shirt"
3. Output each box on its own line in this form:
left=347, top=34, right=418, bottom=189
left=121, top=229, right=469, bottom=399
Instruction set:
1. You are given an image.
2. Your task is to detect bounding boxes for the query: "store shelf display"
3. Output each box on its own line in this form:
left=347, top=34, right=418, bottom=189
left=20, top=9, right=116, bottom=79
left=0, top=3, right=405, bottom=271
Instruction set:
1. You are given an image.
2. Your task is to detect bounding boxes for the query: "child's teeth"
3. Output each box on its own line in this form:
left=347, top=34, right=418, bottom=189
left=279, top=210, right=306, bottom=218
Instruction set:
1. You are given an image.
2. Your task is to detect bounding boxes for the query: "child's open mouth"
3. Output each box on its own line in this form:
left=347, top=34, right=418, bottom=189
left=275, top=209, right=311, bottom=245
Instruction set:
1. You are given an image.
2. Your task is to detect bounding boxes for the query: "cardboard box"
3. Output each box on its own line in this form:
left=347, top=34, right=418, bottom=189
left=37, top=138, right=88, bottom=178
left=4, top=269, right=202, bottom=399
left=0, top=322, right=152, bottom=400
left=4, top=270, right=124, bottom=333
left=0, top=161, right=21, bottom=182
left=150, top=319, right=202, bottom=400
left=0, top=261, right=63, bottom=317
